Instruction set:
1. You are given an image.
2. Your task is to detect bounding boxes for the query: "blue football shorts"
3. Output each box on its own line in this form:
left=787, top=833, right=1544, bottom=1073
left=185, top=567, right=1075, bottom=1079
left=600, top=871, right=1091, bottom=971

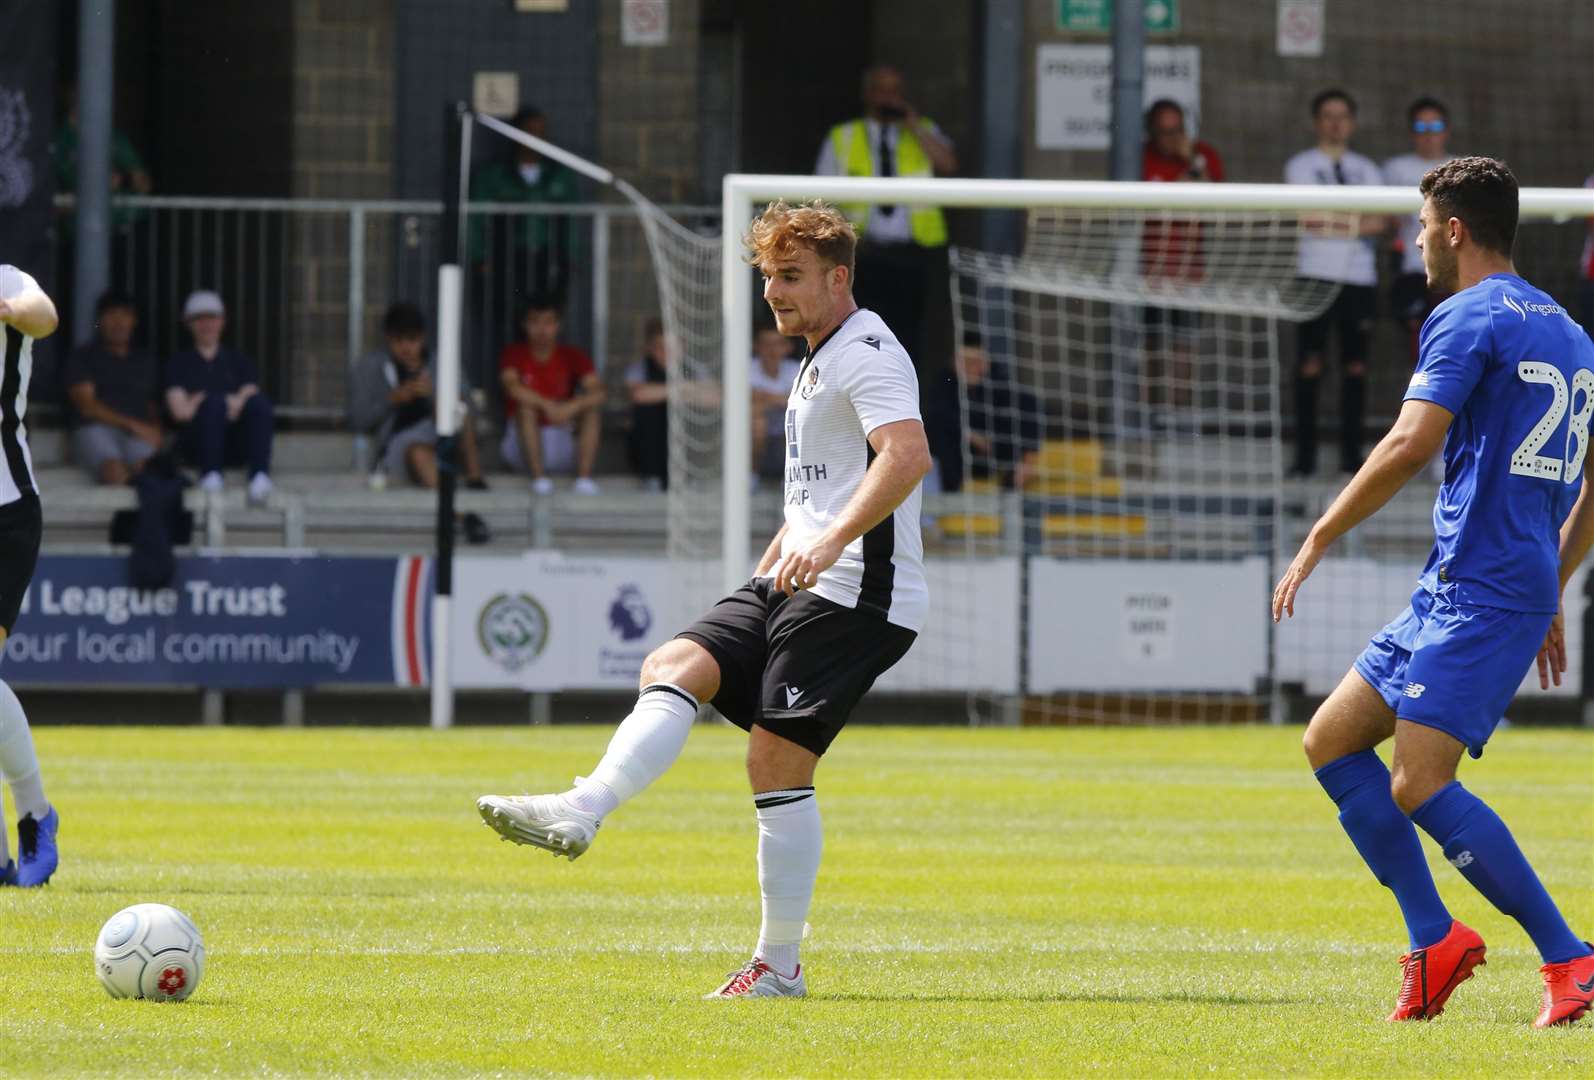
left=1353, top=586, right=1553, bottom=758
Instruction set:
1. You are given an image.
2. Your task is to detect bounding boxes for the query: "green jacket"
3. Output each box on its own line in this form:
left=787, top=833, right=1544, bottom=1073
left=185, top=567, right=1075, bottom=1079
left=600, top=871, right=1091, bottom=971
left=467, top=160, right=582, bottom=264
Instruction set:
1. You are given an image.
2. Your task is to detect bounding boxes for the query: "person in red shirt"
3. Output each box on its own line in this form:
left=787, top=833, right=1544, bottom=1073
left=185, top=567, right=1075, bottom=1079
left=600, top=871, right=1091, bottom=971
left=498, top=294, right=606, bottom=495
left=1140, top=100, right=1223, bottom=420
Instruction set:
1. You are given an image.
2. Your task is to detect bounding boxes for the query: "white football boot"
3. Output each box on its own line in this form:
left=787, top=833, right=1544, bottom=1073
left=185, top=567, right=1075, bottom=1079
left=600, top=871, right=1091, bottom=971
left=476, top=792, right=600, bottom=860
left=703, top=958, right=807, bottom=999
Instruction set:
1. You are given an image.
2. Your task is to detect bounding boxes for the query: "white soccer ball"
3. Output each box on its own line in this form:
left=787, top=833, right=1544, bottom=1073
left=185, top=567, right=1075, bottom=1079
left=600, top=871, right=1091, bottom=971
left=93, top=903, right=206, bottom=1001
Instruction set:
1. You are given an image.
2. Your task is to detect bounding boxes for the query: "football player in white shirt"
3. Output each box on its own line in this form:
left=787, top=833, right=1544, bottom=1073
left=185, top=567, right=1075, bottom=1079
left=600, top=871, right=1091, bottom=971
left=478, top=201, right=932, bottom=999
left=0, top=266, right=60, bottom=887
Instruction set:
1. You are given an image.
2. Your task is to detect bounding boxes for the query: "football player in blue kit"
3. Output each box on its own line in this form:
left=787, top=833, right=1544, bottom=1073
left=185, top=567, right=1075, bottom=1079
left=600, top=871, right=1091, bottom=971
left=1274, top=157, right=1594, bottom=1026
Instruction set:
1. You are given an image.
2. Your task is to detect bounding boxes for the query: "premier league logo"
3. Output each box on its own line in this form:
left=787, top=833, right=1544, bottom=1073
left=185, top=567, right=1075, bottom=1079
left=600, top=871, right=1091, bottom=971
left=477, top=593, right=550, bottom=671
left=608, top=585, right=653, bottom=642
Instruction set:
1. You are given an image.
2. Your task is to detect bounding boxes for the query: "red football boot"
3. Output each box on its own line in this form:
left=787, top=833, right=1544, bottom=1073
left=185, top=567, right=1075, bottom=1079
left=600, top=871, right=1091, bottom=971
left=1533, top=948, right=1594, bottom=1028
left=1388, top=920, right=1487, bottom=1021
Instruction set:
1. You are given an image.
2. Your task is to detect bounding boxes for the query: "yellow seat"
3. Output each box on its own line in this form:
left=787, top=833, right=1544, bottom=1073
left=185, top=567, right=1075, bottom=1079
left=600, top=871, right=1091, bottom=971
left=938, top=514, right=1004, bottom=537
left=1031, top=477, right=1124, bottom=497
left=1042, top=513, right=1146, bottom=538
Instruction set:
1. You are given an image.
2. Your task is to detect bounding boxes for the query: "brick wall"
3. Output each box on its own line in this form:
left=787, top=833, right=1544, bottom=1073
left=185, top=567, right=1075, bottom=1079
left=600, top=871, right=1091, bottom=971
left=597, top=0, right=705, bottom=370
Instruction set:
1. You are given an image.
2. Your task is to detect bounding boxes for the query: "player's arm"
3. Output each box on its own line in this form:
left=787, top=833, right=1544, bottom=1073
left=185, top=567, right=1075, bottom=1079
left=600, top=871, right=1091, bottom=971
left=68, top=380, right=145, bottom=433
left=499, top=366, right=547, bottom=410
left=1273, top=399, right=1452, bottom=621
left=0, top=283, right=59, bottom=339
left=1536, top=474, right=1594, bottom=688
left=165, top=385, right=204, bottom=423
left=754, top=523, right=788, bottom=577
left=772, top=419, right=931, bottom=596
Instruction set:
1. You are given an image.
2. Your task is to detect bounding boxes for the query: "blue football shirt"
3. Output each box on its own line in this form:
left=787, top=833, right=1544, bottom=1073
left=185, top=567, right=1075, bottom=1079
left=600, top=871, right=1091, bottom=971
left=1405, top=273, right=1594, bottom=612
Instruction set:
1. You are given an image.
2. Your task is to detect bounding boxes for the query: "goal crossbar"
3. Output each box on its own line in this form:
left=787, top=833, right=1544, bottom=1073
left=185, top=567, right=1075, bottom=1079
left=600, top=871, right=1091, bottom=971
left=718, top=173, right=1594, bottom=590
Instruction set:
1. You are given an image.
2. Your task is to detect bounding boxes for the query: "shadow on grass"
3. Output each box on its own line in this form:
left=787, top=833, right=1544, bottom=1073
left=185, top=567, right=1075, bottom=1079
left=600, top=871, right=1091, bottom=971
left=819, top=990, right=1310, bottom=1007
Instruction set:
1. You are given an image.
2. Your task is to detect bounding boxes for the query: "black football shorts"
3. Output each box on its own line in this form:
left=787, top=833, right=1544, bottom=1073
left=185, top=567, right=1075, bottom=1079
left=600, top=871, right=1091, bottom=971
left=677, top=578, right=916, bottom=756
left=0, top=494, right=42, bottom=637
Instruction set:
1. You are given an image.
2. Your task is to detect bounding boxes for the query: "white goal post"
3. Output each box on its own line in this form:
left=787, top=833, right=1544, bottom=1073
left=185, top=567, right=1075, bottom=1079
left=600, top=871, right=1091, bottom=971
left=718, top=175, right=1594, bottom=593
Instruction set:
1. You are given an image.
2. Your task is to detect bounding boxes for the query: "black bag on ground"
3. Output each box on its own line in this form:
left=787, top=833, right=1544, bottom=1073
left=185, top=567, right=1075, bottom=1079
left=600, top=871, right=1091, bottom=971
left=110, top=452, right=193, bottom=589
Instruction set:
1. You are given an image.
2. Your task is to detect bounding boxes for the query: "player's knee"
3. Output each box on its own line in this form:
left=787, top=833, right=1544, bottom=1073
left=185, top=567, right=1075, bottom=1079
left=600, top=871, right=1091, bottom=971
left=1389, top=765, right=1443, bottom=816
left=639, top=639, right=717, bottom=699
left=1301, top=722, right=1341, bottom=770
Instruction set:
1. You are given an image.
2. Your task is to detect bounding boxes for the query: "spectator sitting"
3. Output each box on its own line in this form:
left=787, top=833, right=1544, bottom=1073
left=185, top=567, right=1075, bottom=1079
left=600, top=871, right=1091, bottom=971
left=351, top=302, right=488, bottom=491
left=1383, top=97, right=1457, bottom=360
left=924, top=334, right=1041, bottom=494
left=164, top=290, right=274, bottom=503
left=498, top=294, right=605, bottom=495
left=749, top=326, right=800, bottom=481
left=624, top=317, right=669, bottom=492
left=64, top=289, right=162, bottom=485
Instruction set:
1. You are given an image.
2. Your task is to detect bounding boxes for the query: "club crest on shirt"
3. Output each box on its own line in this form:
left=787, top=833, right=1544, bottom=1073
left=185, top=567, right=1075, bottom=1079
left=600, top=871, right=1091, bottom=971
left=799, top=363, right=821, bottom=400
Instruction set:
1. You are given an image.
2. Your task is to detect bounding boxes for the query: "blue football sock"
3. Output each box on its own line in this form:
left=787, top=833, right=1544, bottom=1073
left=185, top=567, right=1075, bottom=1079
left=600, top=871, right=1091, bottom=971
left=1411, top=781, right=1588, bottom=965
left=1315, top=750, right=1453, bottom=951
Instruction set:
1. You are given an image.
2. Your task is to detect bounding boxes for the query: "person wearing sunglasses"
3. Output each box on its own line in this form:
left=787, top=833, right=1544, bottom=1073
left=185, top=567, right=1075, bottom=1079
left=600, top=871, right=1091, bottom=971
left=1384, top=99, right=1458, bottom=362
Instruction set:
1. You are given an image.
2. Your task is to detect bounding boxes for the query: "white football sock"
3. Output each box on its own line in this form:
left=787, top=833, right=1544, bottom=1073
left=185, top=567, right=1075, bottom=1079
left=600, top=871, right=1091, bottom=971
left=754, top=787, right=821, bottom=978
left=0, top=679, right=48, bottom=822
left=567, top=683, right=699, bottom=816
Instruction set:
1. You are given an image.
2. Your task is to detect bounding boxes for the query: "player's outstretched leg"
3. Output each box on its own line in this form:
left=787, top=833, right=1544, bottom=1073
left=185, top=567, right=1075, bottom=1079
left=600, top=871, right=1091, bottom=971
left=1304, top=671, right=1475, bottom=1020
left=477, top=640, right=714, bottom=860
left=0, top=679, right=57, bottom=887
left=1394, top=720, right=1594, bottom=1027
left=706, top=727, right=817, bottom=1000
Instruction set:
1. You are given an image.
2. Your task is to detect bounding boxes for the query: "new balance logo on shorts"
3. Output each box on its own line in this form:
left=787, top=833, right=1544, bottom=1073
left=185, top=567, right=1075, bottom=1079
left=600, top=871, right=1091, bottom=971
left=1402, top=683, right=1426, bottom=699
left=1450, top=850, right=1474, bottom=869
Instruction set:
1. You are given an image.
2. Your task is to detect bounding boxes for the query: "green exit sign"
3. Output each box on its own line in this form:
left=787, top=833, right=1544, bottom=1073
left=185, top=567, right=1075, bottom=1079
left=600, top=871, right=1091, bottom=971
left=1057, top=0, right=1179, bottom=33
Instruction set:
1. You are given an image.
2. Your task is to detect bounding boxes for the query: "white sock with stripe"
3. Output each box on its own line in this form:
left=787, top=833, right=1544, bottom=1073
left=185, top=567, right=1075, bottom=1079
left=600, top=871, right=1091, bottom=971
left=754, top=787, right=821, bottom=978
left=0, top=680, right=48, bottom=839
left=566, top=683, right=699, bottom=817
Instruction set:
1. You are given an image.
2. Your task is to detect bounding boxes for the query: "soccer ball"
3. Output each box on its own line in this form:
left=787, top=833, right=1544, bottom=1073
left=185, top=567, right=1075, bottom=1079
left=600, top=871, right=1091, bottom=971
left=93, top=903, right=206, bottom=1001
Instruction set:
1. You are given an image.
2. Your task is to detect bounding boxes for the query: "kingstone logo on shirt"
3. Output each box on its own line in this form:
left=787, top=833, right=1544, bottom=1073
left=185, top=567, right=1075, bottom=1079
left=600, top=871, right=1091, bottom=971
left=1502, top=295, right=1569, bottom=322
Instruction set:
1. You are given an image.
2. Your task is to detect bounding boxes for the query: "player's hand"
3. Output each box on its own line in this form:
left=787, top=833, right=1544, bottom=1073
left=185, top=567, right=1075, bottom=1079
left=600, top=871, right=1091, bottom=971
left=1536, top=607, right=1567, bottom=690
left=772, top=534, right=844, bottom=597
left=1272, top=537, right=1326, bottom=622
left=129, top=420, right=162, bottom=448
left=413, top=371, right=434, bottom=398
left=225, top=393, right=243, bottom=421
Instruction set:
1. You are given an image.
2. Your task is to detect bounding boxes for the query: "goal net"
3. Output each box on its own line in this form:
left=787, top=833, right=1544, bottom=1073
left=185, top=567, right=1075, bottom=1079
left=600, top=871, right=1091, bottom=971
left=945, top=208, right=1340, bottom=725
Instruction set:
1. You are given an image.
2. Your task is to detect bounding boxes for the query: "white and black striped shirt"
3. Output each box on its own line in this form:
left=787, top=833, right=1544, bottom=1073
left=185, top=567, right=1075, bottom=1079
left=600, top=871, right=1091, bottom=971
left=0, top=265, right=41, bottom=507
left=770, top=308, right=928, bottom=632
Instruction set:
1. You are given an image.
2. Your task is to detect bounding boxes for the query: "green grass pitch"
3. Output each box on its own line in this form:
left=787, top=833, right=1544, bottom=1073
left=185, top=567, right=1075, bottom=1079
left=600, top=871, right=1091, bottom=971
left=1, top=724, right=1590, bottom=1077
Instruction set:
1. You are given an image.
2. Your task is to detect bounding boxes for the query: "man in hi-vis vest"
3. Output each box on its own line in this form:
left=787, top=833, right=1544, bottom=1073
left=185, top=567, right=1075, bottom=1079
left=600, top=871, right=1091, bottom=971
left=816, top=65, right=957, bottom=370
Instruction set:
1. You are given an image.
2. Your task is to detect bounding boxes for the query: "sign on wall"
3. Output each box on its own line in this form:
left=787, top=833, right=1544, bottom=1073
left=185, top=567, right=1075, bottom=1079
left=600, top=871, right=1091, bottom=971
left=0, top=555, right=428, bottom=688
left=1276, top=0, right=1326, bottom=58
left=1035, top=44, right=1201, bottom=150
left=1027, top=558, right=1269, bottom=692
left=1057, top=0, right=1179, bottom=34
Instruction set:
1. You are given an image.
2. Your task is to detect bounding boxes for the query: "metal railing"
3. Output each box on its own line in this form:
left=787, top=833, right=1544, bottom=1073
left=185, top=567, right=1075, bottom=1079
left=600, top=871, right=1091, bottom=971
left=46, top=195, right=720, bottom=419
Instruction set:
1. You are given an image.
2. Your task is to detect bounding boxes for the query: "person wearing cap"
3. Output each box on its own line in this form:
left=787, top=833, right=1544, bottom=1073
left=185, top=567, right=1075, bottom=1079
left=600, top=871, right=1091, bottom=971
left=64, top=290, right=163, bottom=485
left=165, top=290, right=275, bottom=503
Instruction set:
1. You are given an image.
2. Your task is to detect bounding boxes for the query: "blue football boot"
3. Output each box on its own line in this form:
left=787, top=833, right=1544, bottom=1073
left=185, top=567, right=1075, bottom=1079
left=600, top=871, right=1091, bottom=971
left=15, top=807, right=58, bottom=887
